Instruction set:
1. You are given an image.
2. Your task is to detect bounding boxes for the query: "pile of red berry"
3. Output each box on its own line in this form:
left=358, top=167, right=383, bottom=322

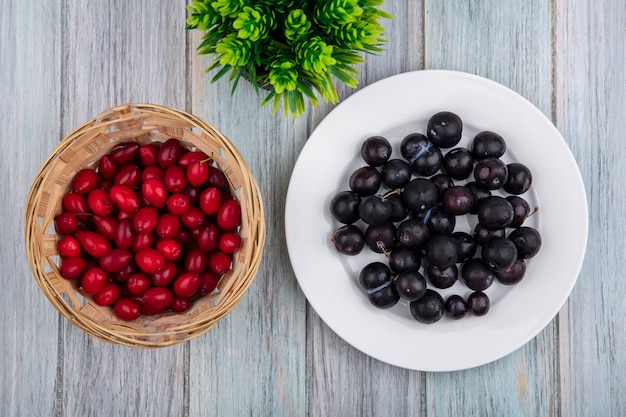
left=54, top=138, right=242, bottom=321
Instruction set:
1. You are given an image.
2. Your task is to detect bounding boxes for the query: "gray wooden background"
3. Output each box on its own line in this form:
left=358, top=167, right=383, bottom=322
left=1, top=1, right=625, bottom=416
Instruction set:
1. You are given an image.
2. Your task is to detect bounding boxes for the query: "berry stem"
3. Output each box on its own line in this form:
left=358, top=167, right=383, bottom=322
left=381, top=188, right=402, bottom=201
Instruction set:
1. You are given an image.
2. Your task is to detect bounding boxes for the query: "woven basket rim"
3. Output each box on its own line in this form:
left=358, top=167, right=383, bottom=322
left=24, top=103, right=266, bottom=348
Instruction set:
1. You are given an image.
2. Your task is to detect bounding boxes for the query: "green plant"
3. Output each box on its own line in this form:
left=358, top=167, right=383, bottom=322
left=187, top=0, right=391, bottom=117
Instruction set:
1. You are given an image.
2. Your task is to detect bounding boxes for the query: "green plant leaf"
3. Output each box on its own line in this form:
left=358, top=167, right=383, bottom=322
left=211, top=0, right=246, bottom=18
left=233, top=6, right=271, bottom=41
left=228, top=67, right=244, bottom=94
left=296, top=37, right=336, bottom=74
left=332, top=49, right=365, bottom=65
left=188, top=0, right=392, bottom=118
left=287, top=91, right=299, bottom=116
left=296, top=81, right=319, bottom=105
left=215, top=33, right=253, bottom=66
left=315, top=0, right=364, bottom=28
left=328, top=65, right=358, bottom=88
left=268, top=58, right=299, bottom=93
left=284, top=9, right=311, bottom=42
left=210, top=63, right=234, bottom=83
left=358, top=0, right=384, bottom=6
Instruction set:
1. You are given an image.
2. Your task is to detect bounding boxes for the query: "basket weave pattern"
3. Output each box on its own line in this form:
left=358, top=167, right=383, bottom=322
left=25, top=104, right=265, bottom=347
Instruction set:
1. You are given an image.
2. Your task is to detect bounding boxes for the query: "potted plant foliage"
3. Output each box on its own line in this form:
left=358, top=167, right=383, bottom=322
left=186, top=0, right=391, bottom=117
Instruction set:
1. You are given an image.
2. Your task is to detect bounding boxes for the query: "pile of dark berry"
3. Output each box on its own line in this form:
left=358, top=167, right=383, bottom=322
left=330, top=111, right=542, bottom=324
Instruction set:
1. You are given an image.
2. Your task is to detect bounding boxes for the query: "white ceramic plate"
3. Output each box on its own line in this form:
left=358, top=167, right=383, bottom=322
left=285, top=70, right=588, bottom=372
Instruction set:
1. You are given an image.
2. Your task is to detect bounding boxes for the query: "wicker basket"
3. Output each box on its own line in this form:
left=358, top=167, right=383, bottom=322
left=24, top=104, right=265, bottom=347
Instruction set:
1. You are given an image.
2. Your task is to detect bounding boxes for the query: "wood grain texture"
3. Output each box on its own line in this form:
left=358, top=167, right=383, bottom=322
left=0, top=0, right=62, bottom=415
left=60, top=1, right=188, bottom=416
left=555, top=0, right=626, bottom=416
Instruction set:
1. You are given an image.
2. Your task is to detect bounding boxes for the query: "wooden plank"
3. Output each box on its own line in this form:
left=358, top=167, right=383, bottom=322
left=186, top=10, right=313, bottom=412
left=423, top=1, right=558, bottom=416
left=0, top=0, right=62, bottom=415
left=555, top=0, right=626, bottom=415
left=307, top=2, right=426, bottom=417
left=60, top=1, right=188, bottom=416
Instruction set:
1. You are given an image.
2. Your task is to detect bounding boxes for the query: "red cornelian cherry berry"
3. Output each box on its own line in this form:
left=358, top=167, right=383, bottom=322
left=186, top=160, right=209, bottom=187
left=113, top=298, right=141, bottom=321
left=170, top=296, right=192, bottom=313
left=178, top=151, right=210, bottom=169
left=197, top=224, right=220, bottom=252
left=141, top=165, right=165, bottom=182
left=167, top=193, right=191, bottom=215
left=207, top=166, right=230, bottom=194
left=109, top=142, right=139, bottom=165
left=142, top=287, right=174, bottom=310
left=74, top=230, right=112, bottom=258
left=94, top=282, right=122, bottom=306
left=99, top=249, right=132, bottom=273
left=217, top=199, right=241, bottom=231
left=156, top=239, right=182, bottom=261
left=98, top=155, right=118, bottom=181
left=135, top=248, right=166, bottom=274
left=126, top=273, right=152, bottom=295
left=198, top=271, right=220, bottom=295
left=114, top=218, right=135, bottom=249
left=131, top=231, right=155, bottom=253
left=155, top=213, right=180, bottom=239
left=208, top=251, right=232, bottom=275
left=184, top=247, right=207, bottom=274
left=218, top=232, right=241, bottom=253
left=59, top=256, right=88, bottom=280
left=109, top=185, right=141, bottom=213
left=164, top=165, right=187, bottom=193
left=180, top=206, right=205, bottom=229
left=55, top=212, right=78, bottom=235
left=114, top=164, right=141, bottom=187
left=141, top=178, right=168, bottom=208
left=87, top=188, right=114, bottom=216
left=183, top=186, right=202, bottom=204
left=133, top=206, right=158, bottom=233
left=138, top=144, right=159, bottom=166
left=62, top=193, right=91, bottom=220
left=81, top=267, right=108, bottom=295
left=72, top=168, right=100, bottom=194
left=199, top=187, right=221, bottom=215
left=151, top=261, right=178, bottom=287
left=157, top=138, right=183, bottom=168
left=92, top=215, right=118, bottom=240
left=58, top=235, right=81, bottom=258
left=173, top=272, right=201, bottom=298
